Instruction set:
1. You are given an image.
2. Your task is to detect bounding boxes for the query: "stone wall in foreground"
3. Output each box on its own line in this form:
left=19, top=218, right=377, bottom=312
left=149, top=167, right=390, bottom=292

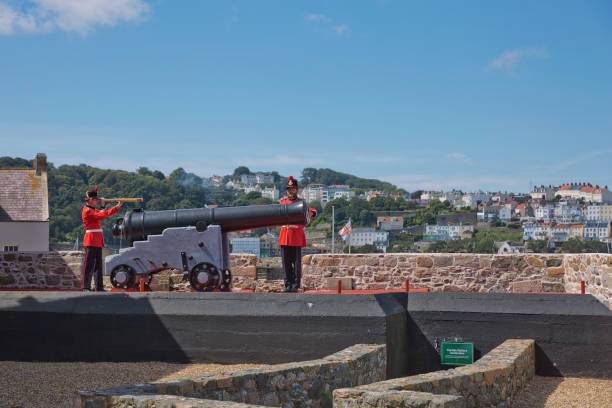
left=333, top=339, right=535, bottom=408
left=75, top=344, right=386, bottom=408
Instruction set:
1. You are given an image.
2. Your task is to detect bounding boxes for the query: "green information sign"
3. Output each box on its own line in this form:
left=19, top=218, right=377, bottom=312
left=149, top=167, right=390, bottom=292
left=440, top=342, right=474, bottom=366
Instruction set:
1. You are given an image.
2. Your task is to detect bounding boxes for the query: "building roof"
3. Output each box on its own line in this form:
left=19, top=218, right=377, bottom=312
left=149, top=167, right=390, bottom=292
left=377, top=216, right=404, bottom=222
left=0, top=155, right=49, bottom=222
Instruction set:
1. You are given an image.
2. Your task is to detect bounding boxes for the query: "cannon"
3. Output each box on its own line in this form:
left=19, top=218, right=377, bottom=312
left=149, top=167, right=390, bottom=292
left=105, top=201, right=311, bottom=291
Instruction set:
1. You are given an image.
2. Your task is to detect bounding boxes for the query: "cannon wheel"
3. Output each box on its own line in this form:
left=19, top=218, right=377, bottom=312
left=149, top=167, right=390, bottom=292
left=189, top=262, right=221, bottom=292
left=218, top=269, right=232, bottom=292
left=110, top=265, right=136, bottom=289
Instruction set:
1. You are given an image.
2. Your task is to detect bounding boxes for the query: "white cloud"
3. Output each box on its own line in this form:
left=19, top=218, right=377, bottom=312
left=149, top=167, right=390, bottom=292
left=485, top=47, right=547, bottom=75
left=305, top=13, right=330, bottom=23
left=305, top=12, right=349, bottom=36
left=446, top=152, right=471, bottom=163
left=334, top=24, right=349, bottom=36
left=0, top=0, right=150, bottom=36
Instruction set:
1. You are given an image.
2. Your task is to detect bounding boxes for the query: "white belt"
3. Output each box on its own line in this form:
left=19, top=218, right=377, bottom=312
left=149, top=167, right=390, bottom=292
left=85, top=229, right=103, bottom=233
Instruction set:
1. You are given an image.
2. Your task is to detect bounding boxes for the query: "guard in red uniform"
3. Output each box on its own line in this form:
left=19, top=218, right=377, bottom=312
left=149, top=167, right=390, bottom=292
left=278, top=177, right=317, bottom=292
left=81, top=187, right=123, bottom=291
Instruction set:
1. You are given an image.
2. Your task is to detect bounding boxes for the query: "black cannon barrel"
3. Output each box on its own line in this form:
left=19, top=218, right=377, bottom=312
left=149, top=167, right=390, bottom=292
left=112, top=201, right=311, bottom=245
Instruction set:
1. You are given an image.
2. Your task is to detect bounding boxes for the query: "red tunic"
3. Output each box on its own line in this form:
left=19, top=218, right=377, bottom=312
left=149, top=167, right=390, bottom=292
left=82, top=205, right=119, bottom=247
left=278, top=198, right=317, bottom=247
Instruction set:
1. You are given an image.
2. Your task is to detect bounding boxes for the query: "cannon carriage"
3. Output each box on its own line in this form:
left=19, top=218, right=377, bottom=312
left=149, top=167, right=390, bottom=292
left=105, top=201, right=311, bottom=291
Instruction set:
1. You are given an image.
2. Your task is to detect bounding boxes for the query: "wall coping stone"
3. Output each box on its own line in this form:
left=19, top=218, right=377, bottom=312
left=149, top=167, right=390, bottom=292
left=75, top=343, right=386, bottom=408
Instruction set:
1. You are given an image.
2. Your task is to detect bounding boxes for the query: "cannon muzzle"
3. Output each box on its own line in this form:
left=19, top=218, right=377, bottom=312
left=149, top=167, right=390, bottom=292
left=113, top=201, right=311, bottom=245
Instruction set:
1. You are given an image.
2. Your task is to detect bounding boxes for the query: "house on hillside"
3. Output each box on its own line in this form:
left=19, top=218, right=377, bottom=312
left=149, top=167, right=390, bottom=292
left=495, top=241, right=524, bottom=254
left=0, top=154, right=49, bottom=252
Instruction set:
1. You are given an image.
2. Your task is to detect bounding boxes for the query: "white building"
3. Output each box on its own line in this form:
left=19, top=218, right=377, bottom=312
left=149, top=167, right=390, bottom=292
left=230, top=237, right=261, bottom=257
left=554, top=201, right=584, bottom=224
left=461, top=190, right=491, bottom=209
left=424, top=224, right=474, bottom=240
left=535, top=204, right=555, bottom=222
left=262, top=187, right=280, bottom=201
left=240, top=173, right=274, bottom=185
left=495, top=241, right=524, bottom=254
left=0, top=154, right=49, bottom=252
left=349, top=228, right=389, bottom=252
left=244, top=184, right=262, bottom=194
left=586, top=204, right=612, bottom=221
left=584, top=221, right=611, bottom=241
left=556, top=183, right=612, bottom=203
left=301, top=184, right=354, bottom=206
left=530, top=185, right=556, bottom=201
left=478, top=205, right=511, bottom=222
left=522, top=222, right=552, bottom=241
left=420, top=191, right=443, bottom=201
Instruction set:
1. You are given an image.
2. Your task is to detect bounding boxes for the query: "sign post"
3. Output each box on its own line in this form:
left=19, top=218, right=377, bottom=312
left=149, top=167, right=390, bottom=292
left=440, top=341, right=474, bottom=366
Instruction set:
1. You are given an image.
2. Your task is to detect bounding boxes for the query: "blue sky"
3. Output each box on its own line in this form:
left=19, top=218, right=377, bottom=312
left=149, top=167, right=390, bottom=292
left=1, top=0, right=611, bottom=192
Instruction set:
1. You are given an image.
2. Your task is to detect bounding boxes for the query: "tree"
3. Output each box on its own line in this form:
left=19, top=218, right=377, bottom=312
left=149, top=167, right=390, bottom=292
left=152, top=170, right=165, bottom=180
left=137, top=167, right=152, bottom=176
left=560, top=239, right=584, bottom=253
left=410, top=190, right=423, bottom=199
left=232, top=166, right=251, bottom=180
left=343, top=244, right=381, bottom=254
left=527, top=240, right=548, bottom=253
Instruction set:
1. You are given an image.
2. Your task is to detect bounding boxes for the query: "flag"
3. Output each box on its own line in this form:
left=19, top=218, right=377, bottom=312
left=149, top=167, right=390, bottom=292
left=338, top=220, right=352, bottom=241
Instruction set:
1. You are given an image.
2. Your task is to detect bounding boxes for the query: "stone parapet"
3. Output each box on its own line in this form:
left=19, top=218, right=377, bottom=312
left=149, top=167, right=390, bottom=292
left=3, top=251, right=611, bottom=309
left=333, top=339, right=535, bottom=408
left=564, top=253, right=612, bottom=309
left=75, top=344, right=386, bottom=408
left=302, top=253, right=565, bottom=293
left=0, top=251, right=82, bottom=289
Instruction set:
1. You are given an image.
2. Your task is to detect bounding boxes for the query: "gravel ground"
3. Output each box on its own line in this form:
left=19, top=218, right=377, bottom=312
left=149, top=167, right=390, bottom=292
left=0, top=361, right=263, bottom=408
left=512, top=376, right=612, bottom=408
left=2, top=364, right=611, bottom=408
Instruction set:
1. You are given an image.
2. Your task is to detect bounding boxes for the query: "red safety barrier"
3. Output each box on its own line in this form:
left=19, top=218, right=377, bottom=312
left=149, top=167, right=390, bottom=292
left=405, top=279, right=410, bottom=292
left=337, top=279, right=342, bottom=294
left=581, top=280, right=585, bottom=295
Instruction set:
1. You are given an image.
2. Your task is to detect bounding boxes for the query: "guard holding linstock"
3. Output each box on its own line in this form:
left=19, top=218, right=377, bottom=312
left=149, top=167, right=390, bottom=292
left=81, top=187, right=123, bottom=291
left=278, top=177, right=318, bottom=292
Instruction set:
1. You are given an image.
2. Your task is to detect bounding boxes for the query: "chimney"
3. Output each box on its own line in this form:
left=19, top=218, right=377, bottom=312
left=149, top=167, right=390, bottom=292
left=34, top=153, right=47, bottom=176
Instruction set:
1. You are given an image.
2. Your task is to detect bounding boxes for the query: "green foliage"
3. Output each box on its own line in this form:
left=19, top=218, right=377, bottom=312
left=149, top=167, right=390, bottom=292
left=560, top=239, right=609, bottom=253
left=527, top=240, right=548, bottom=253
left=33, top=162, right=211, bottom=246
left=301, top=168, right=397, bottom=192
left=343, top=244, right=381, bottom=254
left=422, top=230, right=523, bottom=254
left=232, top=166, right=251, bottom=180
left=0, top=156, right=33, bottom=168
left=234, top=191, right=275, bottom=207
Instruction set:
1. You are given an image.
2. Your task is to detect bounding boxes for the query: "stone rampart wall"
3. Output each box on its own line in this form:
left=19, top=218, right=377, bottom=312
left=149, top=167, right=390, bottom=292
left=2, top=251, right=611, bottom=308
left=0, top=251, right=82, bottom=289
left=75, top=344, right=385, bottom=408
left=564, top=254, right=612, bottom=309
left=332, top=339, right=535, bottom=408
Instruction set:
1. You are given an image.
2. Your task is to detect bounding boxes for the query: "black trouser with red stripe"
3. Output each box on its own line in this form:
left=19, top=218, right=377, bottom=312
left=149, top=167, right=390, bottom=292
left=82, top=246, right=103, bottom=290
left=281, top=245, right=302, bottom=289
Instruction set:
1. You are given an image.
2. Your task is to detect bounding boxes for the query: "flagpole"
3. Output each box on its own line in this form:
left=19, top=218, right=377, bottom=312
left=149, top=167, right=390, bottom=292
left=349, top=218, right=352, bottom=254
left=331, top=206, right=335, bottom=256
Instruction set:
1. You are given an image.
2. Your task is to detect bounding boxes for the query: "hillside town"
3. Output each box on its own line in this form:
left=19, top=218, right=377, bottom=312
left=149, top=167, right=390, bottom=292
left=224, top=172, right=612, bottom=256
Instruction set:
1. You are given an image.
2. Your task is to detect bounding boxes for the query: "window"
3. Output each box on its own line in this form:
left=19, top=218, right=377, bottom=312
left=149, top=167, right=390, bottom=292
left=3, top=245, right=18, bottom=252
